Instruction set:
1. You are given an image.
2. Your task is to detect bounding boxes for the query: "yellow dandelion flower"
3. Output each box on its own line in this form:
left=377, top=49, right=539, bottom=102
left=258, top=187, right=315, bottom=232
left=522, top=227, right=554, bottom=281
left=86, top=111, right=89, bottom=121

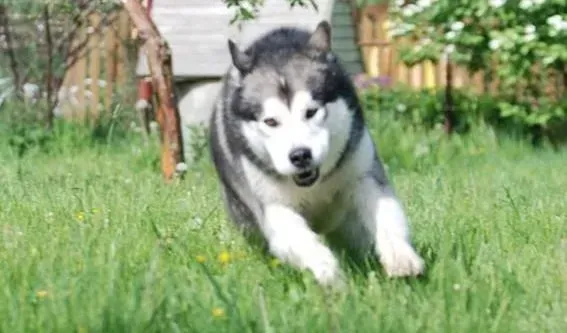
left=36, top=290, right=49, bottom=298
left=75, top=211, right=85, bottom=222
left=196, top=255, right=206, bottom=263
left=270, top=258, right=280, bottom=267
left=218, top=251, right=231, bottom=264
left=211, top=307, right=225, bottom=318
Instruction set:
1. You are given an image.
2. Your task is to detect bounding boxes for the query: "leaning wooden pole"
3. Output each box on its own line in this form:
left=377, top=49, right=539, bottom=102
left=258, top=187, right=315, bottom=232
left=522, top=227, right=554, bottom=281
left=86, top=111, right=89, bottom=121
left=122, top=0, right=185, bottom=182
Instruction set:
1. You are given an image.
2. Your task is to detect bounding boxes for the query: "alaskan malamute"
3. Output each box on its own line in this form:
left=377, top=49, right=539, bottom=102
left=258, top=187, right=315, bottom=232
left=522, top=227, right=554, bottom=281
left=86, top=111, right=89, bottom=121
left=209, top=21, right=424, bottom=286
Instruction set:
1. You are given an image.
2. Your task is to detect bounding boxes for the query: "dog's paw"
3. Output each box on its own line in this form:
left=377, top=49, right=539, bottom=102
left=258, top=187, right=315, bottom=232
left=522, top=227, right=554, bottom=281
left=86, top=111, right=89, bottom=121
left=307, top=246, right=345, bottom=288
left=379, top=240, right=424, bottom=278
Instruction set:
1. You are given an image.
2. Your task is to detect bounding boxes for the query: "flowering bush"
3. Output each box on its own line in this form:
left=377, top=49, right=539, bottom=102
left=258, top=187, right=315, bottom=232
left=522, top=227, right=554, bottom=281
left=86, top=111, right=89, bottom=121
left=387, top=0, right=567, bottom=130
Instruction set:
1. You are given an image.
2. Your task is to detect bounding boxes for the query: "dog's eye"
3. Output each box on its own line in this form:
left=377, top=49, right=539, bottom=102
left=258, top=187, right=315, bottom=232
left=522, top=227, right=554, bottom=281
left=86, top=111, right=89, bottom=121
left=305, top=108, right=319, bottom=119
left=263, top=118, right=279, bottom=127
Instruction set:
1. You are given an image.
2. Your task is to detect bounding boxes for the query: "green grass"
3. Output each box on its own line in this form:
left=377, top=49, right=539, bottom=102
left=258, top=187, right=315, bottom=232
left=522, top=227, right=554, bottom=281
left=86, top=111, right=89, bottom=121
left=0, top=118, right=566, bottom=333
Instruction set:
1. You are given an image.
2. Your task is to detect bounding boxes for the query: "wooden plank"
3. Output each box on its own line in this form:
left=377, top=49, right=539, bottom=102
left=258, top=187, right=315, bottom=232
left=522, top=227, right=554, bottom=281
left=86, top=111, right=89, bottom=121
left=333, top=39, right=360, bottom=51
left=423, top=60, right=435, bottom=89
left=472, top=70, right=484, bottom=93
left=116, top=10, right=130, bottom=87
left=332, top=1, right=352, bottom=15
left=337, top=50, right=363, bottom=63
left=104, top=12, right=117, bottom=111
left=438, top=57, right=447, bottom=87
left=357, top=12, right=374, bottom=75
left=74, top=23, right=88, bottom=119
left=59, top=28, right=80, bottom=119
left=87, top=13, right=102, bottom=119
left=332, top=28, right=356, bottom=39
left=409, top=65, right=421, bottom=88
left=453, top=66, right=464, bottom=88
left=376, top=10, right=389, bottom=80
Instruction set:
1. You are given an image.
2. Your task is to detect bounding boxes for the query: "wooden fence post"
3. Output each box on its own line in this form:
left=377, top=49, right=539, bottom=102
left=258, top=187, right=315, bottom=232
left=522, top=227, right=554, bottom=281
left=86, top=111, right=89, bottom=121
left=121, top=0, right=185, bottom=182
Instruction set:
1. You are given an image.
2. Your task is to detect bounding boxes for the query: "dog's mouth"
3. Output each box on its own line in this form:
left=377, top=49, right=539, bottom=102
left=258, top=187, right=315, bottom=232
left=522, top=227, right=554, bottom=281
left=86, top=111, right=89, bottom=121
left=292, top=168, right=320, bottom=187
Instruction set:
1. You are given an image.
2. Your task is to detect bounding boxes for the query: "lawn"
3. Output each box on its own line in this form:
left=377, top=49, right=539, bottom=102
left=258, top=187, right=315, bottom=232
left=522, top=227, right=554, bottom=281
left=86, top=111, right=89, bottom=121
left=0, top=119, right=566, bottom=333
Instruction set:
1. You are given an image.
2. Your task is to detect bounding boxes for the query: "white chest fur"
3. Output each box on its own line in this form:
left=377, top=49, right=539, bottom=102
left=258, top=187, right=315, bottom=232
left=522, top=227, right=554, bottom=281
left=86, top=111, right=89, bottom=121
left=240, top=130, right=376, bottom=233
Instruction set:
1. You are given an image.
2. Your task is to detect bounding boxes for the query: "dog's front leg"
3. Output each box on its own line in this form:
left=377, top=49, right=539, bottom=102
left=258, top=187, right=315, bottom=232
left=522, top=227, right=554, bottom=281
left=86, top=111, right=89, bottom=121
left=355, top=177, right=425, bottom=277
left=261, top=204, right=343, bottom=287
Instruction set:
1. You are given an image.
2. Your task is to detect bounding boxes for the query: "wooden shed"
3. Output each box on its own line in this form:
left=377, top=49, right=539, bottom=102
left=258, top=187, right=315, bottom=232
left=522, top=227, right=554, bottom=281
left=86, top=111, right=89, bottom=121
left=135, top=0, right=363, bottom=162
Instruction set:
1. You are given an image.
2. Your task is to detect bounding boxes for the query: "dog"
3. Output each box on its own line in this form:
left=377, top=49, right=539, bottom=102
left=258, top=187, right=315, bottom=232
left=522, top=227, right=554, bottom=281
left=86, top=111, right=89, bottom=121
left=208, top=21, right=424, bottom=287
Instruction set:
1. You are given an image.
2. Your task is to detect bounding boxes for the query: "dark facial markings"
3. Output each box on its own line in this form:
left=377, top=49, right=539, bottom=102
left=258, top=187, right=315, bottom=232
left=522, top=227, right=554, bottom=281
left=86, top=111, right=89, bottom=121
left=277, top=76, right=291, bottom=108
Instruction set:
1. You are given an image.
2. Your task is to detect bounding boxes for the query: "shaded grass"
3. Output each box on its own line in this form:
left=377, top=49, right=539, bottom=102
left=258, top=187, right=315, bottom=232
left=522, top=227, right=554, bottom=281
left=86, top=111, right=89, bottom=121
left=0, top=118, right=566, bottom=333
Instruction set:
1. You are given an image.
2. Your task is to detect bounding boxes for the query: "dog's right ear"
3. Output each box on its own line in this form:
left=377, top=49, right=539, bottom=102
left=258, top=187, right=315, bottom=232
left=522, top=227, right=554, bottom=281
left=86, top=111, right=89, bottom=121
left=228, top=39, right=252, bottom=74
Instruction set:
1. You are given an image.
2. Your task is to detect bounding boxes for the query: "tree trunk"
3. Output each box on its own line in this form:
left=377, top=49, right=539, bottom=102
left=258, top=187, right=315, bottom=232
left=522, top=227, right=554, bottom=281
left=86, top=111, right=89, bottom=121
left=122, top=0, right=185, bottom=182
left=444, top=56, right=455, bottom=135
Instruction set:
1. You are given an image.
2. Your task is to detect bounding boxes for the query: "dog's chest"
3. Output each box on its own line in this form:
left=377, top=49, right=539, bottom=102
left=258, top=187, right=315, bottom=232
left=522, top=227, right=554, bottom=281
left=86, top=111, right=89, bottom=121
left=240, top=158, right=353, bottom=232
left=279, top=181, right=351, bottom=234
left=300, top=190, right=349, bottom=234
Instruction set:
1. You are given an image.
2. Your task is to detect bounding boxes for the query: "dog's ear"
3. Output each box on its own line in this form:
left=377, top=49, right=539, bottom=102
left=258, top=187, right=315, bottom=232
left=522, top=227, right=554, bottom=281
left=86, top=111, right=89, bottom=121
left=308, top=21, right=332, bottom=52
left=228, top=39, right=252, bottom=74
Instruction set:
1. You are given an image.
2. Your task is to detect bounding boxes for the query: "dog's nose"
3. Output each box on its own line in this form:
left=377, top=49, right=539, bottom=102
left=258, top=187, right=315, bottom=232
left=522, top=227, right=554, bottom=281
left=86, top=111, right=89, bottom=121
left=289, top=147, right=312, bottom=168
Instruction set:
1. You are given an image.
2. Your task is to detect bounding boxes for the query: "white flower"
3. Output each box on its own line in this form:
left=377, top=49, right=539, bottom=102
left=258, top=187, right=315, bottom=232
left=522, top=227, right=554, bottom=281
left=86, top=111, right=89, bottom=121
left=523, top=32, right=536, bottom=42
left=401, top=4, right=420, bottom=17
left=450, top=21, right=465, bottom=32
left=445, top=31, right=457, bottom=40
left=547, top=15, right=562, bottom=27
left=389, top=22, right=416, bottom=37
left=489, top=0, right=506, bottom=8
left=489, top=39, right=501, bottom=50
left=22, top=83, right=39, bottom=99
left=149, top=121, right=159, bottom=132
left=417, top=0, right=433, bottom=10
left=547, top=15, right=567, bottom=32
left=443, top=44, right=456, bottom=55
left=519, top=0, right=533, bottom=10
left=523, top=24, right=537, bottom=42
left=176, top=162, right=188, bottom=173
left=524, top=24, right=536, bottom=35
left=533, top=0, right=544, bottom=5
left=419, top=37, right=433, bottom=46
left=542, top=56, right=556, bottom=66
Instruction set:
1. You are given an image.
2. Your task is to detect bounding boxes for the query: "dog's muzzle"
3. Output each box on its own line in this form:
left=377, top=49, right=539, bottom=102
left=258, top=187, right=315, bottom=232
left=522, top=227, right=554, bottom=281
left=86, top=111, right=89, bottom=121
left=292, top=168, right=320, bottom=187
left=289, top=147, right=319, bottom=186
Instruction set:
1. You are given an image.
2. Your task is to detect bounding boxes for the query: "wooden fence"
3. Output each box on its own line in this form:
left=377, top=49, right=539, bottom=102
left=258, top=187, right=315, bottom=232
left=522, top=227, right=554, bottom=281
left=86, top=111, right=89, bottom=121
left=357, top=3, right=488, bottom=92
left=356, top=4, right=564, bottom=98
left=56, top=3, right=564, bottom=118
left=57, top=9, right=135, bottom=120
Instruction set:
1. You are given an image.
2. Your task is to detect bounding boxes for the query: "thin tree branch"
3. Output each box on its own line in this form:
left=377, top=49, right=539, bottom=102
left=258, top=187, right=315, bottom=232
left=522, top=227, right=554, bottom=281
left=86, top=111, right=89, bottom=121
left=0, top=4, right=22, bottom=98
left=43, top=4, right=55, bottom=129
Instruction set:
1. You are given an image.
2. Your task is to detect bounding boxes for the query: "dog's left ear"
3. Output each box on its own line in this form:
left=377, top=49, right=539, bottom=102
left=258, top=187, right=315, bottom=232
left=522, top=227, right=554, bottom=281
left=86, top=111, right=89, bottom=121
left=308, top=21, right=332, bottom=52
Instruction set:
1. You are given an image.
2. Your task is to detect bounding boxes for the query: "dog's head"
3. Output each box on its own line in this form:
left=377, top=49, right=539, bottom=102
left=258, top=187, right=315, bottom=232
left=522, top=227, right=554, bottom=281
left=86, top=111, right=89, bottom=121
left=227, top=21, right=355, bottom=187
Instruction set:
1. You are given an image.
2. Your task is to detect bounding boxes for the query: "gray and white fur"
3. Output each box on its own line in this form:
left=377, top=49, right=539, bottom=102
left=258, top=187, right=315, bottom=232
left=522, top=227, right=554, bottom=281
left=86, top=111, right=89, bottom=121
left=209, top=21, right=424, bottom=286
